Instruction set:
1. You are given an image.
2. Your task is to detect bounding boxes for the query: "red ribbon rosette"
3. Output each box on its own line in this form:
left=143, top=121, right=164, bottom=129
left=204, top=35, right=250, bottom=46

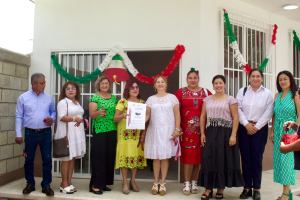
left=281, top=134, right=299, bottom=145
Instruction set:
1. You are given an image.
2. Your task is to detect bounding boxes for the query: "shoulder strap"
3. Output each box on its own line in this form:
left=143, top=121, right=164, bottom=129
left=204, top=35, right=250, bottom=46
left=65, top=100, right=69, bottom=142
left=243, top=87, right=247, bottom=96
left=204, top=88, right=208, bottom=97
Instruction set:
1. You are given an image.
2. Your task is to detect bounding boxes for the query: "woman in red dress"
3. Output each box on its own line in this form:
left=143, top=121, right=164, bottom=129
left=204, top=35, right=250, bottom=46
left=175, top=68, right=212, bottom=195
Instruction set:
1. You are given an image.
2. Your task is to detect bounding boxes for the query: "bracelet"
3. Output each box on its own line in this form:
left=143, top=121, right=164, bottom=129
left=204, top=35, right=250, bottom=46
left=231, top=133, right=236, bottom=136
left=175, top=128, right=181, bottom=132
left=73, top=117, right=75, bottom=122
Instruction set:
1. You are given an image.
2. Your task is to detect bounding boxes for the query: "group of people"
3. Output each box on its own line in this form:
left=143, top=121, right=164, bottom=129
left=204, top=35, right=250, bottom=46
left=15, top=69, right=300, bottom=200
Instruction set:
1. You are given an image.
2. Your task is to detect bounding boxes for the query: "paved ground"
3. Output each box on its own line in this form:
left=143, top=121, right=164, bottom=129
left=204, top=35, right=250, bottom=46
left=0, top=170, right=300, bottom=200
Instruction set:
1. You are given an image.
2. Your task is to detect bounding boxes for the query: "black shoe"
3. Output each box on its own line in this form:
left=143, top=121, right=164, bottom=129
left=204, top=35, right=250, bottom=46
left=201, top=188, right=213, bottom=200
left=23, top=184, right=35, bottom=194
left=42, top=187, right=54, bottom=196
left=240, top=189, right=252, bottom=199
left=89, top=187, right=103, bottom=195
left=252, top=191, right=261, bottom=200
left=102, top=186, right=111, bottom=191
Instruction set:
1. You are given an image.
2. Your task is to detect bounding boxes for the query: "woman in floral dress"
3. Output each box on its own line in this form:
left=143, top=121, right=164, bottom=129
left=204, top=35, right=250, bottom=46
left=175, top=68, right=212, bottom=195
left=114, top=80, right=146, bottom=194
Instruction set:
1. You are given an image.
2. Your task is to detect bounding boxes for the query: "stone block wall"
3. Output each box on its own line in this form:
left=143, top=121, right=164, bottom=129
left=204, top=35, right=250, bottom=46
left=0, top=48, right=30, bottom=185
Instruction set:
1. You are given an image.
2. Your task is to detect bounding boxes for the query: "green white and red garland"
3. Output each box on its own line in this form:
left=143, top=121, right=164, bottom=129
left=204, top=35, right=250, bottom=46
left=51, top=44, right=185, bottom=84
left=224, top=9, right=278, bottom=74
left=293, top=30, right=300, bottom=52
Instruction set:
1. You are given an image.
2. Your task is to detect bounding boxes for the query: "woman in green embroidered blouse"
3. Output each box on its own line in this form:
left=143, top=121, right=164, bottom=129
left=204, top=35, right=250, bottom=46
left=89, top=75, right=117, bottom=195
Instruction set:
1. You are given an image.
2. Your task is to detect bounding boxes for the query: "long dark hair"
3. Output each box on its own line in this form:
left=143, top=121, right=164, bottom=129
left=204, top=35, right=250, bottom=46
left=276, top=71, right=297, bottom=99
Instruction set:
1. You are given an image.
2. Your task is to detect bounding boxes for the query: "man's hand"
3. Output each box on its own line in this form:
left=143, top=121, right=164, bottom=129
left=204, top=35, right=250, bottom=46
left=15, top=137, right=23, bottom=144
left=45, top=117, right=53, bottom=126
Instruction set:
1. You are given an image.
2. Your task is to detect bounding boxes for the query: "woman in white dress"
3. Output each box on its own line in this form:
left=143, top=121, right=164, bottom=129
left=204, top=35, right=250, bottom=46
left=145, top=76, right=182, bottom=195
left=54, top=81, right=86, bottom=194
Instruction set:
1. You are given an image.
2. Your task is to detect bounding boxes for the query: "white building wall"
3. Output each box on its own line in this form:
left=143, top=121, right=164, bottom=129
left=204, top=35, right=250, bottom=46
left=31, top=0, right=300, bottom=93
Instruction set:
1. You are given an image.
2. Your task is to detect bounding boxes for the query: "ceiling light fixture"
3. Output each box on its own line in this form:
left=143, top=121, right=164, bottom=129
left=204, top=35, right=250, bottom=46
left=283, top=4, right=298, bottom=10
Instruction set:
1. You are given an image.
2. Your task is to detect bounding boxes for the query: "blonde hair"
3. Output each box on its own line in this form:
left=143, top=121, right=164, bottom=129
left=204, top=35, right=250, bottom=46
left=95, top=75, right=111, bottom=92
left=153, top=76, right=168, bottom=92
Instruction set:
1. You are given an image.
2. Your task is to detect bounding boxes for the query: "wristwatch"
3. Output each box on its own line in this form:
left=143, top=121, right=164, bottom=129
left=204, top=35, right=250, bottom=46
left=175, top=128, right=182, bottom=133
left=73, top=117, right=75, bottom=122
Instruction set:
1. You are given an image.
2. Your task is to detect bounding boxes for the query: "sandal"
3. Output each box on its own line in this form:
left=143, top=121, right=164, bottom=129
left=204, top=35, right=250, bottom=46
left=159, top=182, right=166, bottom=196
left=182, top=181, right=191, bottom=195
left=216, top=192, right=224, bottom=199
left=130, top=180, right=139, bottom=192
left=277, top=190, right=292, bottom=200
left=60, top=185, right=74, bottom=194
left=201, top=188, right=213, bottom=200
left=122, top=184, right=129, bottom=195
left=70, top=185, right=77, bottom=192
left=152, top=182, right=159, bottom=195
left=191, top=180, right=198, bottom=194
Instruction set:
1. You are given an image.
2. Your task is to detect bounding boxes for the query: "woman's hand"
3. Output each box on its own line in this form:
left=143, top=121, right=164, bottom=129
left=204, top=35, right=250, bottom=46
left=170, top=128, right=182, bottom=140
left=98, top=108, right=106, bottom=117
left=279, top=142, right=289, bottom=154
left=283, top=121, right=296, bottom=132
left=269, top=132, right=274, bottom=144
left=121, top=113, right=130, bottom=119
left=137, top=130, right=146, bottom=148
left=245, top=123, right=257, bottom=135
left=201, top=134, right=206, bottom=147
left=229, top=135, right=236, bottom=146
left=74, top=117, right=84, bottom=124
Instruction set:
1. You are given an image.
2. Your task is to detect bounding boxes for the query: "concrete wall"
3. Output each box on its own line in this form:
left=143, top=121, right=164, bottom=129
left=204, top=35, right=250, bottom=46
left=0, top=47, right=30, bottom=185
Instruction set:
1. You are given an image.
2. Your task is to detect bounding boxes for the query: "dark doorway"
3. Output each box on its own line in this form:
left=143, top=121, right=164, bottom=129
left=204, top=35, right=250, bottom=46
left=126, top=50, right=180, bottom=180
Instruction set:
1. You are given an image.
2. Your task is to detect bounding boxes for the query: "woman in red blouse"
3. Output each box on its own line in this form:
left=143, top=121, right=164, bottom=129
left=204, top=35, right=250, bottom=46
left=174, top=68, right=212, bottom=195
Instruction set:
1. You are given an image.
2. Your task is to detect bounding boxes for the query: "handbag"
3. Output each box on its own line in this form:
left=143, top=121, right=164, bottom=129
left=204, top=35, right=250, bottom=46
left=53, top=100, right=70, bottom=158
left=281, top=134, right=299, bottom=145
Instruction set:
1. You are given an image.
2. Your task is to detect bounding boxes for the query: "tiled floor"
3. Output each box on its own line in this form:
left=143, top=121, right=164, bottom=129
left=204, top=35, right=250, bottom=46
left=0, top=170, right=300, bottom=200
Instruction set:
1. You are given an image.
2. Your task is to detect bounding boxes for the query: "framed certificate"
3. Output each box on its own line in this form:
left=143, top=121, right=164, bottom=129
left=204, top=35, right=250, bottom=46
left=126, top=102, right=146, bottom=130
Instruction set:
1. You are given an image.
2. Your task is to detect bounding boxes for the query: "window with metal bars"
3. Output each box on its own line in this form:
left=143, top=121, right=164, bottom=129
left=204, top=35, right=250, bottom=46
left=223, top=12, right=274, bottom=97
left=51, top=52, right=125, bottom=178
left=293, top=41, right=300, bottom=87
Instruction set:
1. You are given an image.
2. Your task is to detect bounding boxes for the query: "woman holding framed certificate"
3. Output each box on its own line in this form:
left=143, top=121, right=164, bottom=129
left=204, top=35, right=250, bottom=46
left=145, top=76, right=182, bottom=196
left=113, top=80, right=147, bottom=194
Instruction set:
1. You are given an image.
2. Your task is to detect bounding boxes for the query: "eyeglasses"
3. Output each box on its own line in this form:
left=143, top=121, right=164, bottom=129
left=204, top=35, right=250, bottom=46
left=65, top=88, right=76, bottom=91
left=130, top=86, right=139, bottom=90
left=100, top=82, right=109, bottom=86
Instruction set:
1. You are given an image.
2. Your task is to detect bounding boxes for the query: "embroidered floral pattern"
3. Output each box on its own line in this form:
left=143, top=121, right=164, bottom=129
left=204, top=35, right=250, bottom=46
left=184, top=145, right=202, bottom=148
left=186, top=116, right=200, bottom=134
left=120, top=155, right=146, bottom=169
left=207, top=118, right=233, bottom=128
left=122, top=129, right=139, bottom=140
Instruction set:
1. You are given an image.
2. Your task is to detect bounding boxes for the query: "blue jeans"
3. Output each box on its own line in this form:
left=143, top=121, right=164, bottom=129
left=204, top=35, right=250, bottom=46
left=24, top=128, right=52, bottom=188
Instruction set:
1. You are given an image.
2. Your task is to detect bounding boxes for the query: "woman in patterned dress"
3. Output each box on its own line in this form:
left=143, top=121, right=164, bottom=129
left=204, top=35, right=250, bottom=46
left=113, top=80, right=147, bottom=194
left=89, top=75, right=117, bottom=195
left=198, top=75, right=244, bottom=199
left=270, top=71, right=300, bottom=200
left=174, top=68, right=212, bottom=195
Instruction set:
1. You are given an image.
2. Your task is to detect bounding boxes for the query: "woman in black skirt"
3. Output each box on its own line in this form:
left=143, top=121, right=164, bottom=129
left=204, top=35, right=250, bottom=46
left=198, top=75, right=244, bottom=199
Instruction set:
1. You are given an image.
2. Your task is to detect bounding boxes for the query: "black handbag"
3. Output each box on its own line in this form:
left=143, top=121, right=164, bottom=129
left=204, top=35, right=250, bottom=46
left=53, top=100, right=70, bottom=158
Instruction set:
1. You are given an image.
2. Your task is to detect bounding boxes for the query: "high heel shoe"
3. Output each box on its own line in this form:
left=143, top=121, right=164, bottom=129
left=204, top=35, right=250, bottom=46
left=159, top=182, right=166, bottom=196
left=89, top=187, right=103, bottom=195
left=122, top=184, right=129, bottom=195
left=129, top=180, right=139, bottom=192
left=60, top=185, right=74, bottom=194
left=201, top=188, right=213, bottom=200
left=289, top=189, right=293, bottom=200
left=152, top=182, right=159, bottom=195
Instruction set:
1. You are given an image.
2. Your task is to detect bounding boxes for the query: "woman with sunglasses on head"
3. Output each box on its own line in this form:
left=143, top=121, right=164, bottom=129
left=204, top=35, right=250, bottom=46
left=54, top=81, right=86, bottom=194
left=113, top=80, right=147, bottom=194
left=269, top=71, right=300, bottom=200
left=198, top=75, right=244, bottom=200
left=174, top=68, right=212, bottom=195
left=89, top=75, right=117, bottom=195
left=236, top=69, right=274, bottom=200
